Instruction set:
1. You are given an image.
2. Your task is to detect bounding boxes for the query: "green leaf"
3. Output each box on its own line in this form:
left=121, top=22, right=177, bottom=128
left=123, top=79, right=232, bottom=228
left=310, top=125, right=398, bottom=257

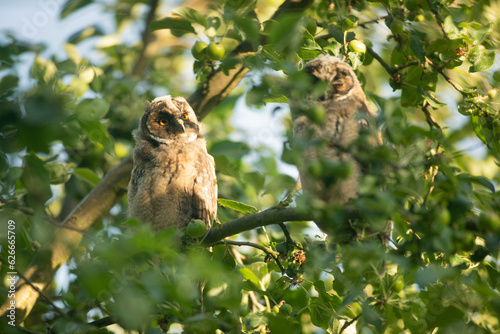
left=239, top=267, right=261, bottom=287
left=76, top=98, right=110, bottom=121
left=469, top=48, right=495, bottom=73
left=60, top=0, right=93, bottom=19
left=218, top=199, right=259, bottom=215
left=45, top=161, right=70, bottom=185
left=22, top=154, right=52, bottom=208
left=347, top=52, right=363, bottom=70
left=471, top=113, right=488, bottom=145
left=210, top=140, right=250, bottom=158
left=417, top=86, right=446, bottom=108
left=73, top=168, right=101, bottom=185
left=224, top=0, right=257, bottom=17
left=150, top=17, right=196, bottom=36
left=442, top=16, right=459, bottom=38
left=263, top=96, right=289, bottom=103
left=309, top=298, right=333, bottom=329
left=468, top=22, right=494, bottom=44
left=173, top=7, right=207, bottom=28
left=409, top=31, right=426, bottom=60
left=457, top=174, right=495, bottom=193
left=79, top=119, right=115, bottom=155
left=64, top=44, right=82, bottom=64
left=67, top=25, right=104, bottom=44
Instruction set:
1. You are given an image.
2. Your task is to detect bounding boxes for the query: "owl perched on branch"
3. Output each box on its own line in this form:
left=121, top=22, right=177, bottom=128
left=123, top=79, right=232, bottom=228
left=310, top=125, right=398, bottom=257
left=292, top=55, right=379, bottom=233
left=128, top=95, right=217, bottom=230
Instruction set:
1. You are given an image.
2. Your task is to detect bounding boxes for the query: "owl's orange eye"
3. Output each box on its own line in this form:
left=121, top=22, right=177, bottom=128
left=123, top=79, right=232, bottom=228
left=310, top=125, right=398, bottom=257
left=159, top=118, right=168, bottom=126
left=182, top=113, right=189, bottom=120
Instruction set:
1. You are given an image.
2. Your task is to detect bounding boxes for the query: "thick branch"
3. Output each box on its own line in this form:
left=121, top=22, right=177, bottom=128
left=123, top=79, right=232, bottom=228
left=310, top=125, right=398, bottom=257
left=188, top=64, right=250, bottom=119
left=202, top=207, right=311, bottom=245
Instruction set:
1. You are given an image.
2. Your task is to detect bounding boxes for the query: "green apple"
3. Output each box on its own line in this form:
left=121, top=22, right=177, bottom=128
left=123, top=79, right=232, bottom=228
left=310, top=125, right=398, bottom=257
left=186, top=219, right=207, bottom=238
left=191, top=41, right=208, bottom=60
left=206, top=42, right=225, bottom=61
left=390, top=20, right=404, bottom=34
left=349, top=39, right=366, bottom=53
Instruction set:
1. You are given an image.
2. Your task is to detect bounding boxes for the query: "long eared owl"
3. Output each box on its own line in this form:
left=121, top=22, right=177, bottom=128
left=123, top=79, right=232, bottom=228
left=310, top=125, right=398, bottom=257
left=128, top=95, right=217, bottom=230
left=292, top=55, right=377, bottom=209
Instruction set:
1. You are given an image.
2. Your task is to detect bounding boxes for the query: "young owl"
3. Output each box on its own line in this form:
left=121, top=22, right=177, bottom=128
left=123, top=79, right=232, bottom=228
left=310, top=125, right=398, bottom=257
left=292, top=55, right=377, bottom=222
left=128, top=95, right=217, bottom=230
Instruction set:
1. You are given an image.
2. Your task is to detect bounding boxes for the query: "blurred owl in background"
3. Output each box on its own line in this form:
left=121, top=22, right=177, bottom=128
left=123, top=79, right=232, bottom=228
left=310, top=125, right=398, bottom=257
left=128, top=95, right=217, bottom=231
left=292, top=55, right=379, bottom=232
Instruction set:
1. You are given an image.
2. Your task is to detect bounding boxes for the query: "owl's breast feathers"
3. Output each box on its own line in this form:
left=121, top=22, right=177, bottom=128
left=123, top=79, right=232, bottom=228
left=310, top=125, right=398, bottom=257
left=128, top=133, right=217, bottom=230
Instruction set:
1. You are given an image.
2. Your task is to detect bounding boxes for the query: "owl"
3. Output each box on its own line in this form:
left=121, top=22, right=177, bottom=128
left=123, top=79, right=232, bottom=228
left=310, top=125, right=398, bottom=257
left=292, top=55, right=377, bottom=225
left=128, top=95, right=217, bottom=231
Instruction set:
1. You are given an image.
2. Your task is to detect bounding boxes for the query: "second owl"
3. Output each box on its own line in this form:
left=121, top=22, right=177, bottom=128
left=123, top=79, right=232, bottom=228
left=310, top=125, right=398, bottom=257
left=128, top=95, right=217, bottom=231
left=292, top=55, right=377, bottom=212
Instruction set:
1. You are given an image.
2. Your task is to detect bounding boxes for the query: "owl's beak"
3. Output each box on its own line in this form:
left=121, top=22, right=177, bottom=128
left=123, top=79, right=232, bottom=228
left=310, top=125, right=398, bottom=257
left=177, top=119, right=186, bottom=133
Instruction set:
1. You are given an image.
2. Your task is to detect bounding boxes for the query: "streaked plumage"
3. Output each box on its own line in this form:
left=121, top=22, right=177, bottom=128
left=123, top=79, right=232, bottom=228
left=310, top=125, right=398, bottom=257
left=128, top=95, right=217, bottom=230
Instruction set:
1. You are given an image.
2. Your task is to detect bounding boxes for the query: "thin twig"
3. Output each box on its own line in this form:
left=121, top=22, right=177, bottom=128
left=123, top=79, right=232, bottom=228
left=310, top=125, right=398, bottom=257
left=89, top=316, right=117, bottom=328
left=358, top=16, right=387, bottom=28
left=421, top=105, right=442, bottom=130
left=15, top=270, right=68, bottom=318
left=131, top=0, right=160, bottom=76
left=15, top=205, right=87, bottom=233
left=425, top=0, right=450, bottom=40
left=423, top=162, right=439, bottom=208
left=278, top=223, right=303, bottom=250
left=212, top=240, right=286, bottom=274
left=367, top=46, right=420, bottom=76
left=425, top=57, right=464, bottom=94
left=339, top=314, right=361, bottom=334
left=425, top=57, right=488, bottom=114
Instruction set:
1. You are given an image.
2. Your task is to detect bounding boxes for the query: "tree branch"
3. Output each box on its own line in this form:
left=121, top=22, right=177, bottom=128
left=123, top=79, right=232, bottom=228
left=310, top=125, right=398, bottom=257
left=339, top=314, right=361, bottom=334
left=131, top=0, right=160, bottom=76
left=202, top=207, right=311, bottom=245
left=425, top=0, right=450, bottom=41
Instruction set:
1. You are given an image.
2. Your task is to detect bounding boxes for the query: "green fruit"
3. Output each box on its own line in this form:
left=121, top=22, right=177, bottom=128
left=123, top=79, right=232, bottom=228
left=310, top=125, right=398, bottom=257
left=393, top=276, right=404, bottom=292
left=308, top=161, right=323, bottom=178
left=279, top=303, right=293, bottom=315
left=479, top=211, right=500, bottom=231
left=46, top=161, right=69, bottom=184
left=348, top=40, right=366, bottom=54
left=272, top=305, right=280, bottom=314
left=191, top=41, right=208, bottom=60
left=416, top=14, right=425, bottom=22
left=206, top=42, right=225, bottom=61
left=436, top=208, right=451, bottom=225
left=488, top=89, right=498, bottom=99
left=114, top=141, right=129, bottom=158
left=390, top=20, right=404, bottom=34
left=306, top=104, right=325, bottom=123
left=186, top=219, right=207, bottom=238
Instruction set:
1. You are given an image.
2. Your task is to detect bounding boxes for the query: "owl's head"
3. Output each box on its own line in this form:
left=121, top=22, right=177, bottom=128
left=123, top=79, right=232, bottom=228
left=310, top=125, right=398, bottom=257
left=305, top=55, right=361, bottom=99
left=140, top=95, right=200, bottom=145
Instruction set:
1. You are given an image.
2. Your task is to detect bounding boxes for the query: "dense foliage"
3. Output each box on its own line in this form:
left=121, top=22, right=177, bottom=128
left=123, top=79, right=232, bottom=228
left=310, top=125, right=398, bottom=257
left=1, top=0, right=500, bottom=333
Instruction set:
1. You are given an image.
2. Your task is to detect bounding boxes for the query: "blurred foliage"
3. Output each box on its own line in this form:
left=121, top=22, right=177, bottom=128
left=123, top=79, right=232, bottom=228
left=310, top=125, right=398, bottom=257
left=1, top=0, right=500, bottom=333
